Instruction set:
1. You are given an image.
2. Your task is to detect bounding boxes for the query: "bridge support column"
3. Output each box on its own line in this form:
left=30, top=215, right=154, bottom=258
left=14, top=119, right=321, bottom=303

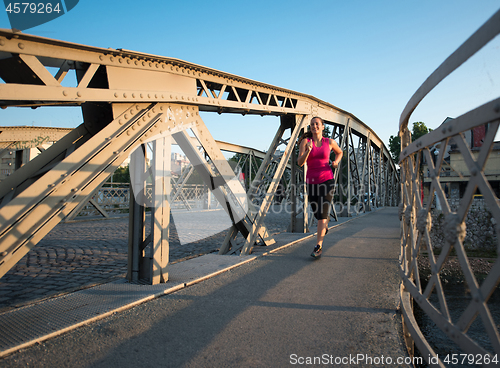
left=151, top=136, right=171, bottom=284
left=289, top=123, right=307, bottom=233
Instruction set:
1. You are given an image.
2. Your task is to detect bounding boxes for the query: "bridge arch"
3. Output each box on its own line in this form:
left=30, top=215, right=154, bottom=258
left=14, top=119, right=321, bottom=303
left=0, top=28, right=398, bottom=284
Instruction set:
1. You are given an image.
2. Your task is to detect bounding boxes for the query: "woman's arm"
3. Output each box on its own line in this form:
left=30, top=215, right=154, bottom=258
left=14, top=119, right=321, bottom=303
left=329, top=139, right=343, bottom=168
left=298, top=138, right=312, bottom=167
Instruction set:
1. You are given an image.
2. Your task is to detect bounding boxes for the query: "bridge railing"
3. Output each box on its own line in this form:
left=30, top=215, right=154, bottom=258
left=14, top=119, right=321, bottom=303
left=73, top=182, right=218, bottom=217
left=398, top=9, right=500, bottom=367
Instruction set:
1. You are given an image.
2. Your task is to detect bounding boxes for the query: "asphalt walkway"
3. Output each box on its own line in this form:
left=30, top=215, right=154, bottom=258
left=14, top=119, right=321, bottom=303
left=0, top=207, right=411, bottom=367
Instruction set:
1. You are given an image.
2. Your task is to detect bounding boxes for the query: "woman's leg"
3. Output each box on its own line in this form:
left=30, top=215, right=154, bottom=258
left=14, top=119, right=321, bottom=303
left=316, top=218, right=329, bottom=246
left=316, top=180, right=334, bottom=247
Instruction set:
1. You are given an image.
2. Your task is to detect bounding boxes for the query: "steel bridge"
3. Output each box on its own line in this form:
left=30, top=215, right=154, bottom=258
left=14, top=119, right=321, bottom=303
left=2, top=7, right=499, bottom=363
left=0, top=28, right=399, bottom=287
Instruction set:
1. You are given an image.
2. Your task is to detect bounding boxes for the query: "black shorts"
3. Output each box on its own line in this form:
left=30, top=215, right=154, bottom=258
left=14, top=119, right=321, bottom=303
left=307, top=179, right=335, bottom=220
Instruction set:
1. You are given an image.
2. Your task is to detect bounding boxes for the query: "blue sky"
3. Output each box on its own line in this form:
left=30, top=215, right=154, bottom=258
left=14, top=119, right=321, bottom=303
left=1, top=0, right=499, bottom=152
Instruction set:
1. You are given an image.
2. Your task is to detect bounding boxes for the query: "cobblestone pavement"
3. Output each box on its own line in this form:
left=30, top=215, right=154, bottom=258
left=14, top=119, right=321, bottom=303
left=0, top=204, right=291, bottom=312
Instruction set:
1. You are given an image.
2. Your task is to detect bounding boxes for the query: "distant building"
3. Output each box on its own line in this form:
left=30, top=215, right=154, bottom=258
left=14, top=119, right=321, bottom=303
left=171, top=152, right=190, bottom=176
left=0, top=126, right=72, bottom=181
left=422, top=119, right=500, bottom=204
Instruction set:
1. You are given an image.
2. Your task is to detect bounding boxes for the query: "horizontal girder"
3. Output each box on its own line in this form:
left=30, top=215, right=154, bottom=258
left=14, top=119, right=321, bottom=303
left=0, top=29, right=394, bottom=171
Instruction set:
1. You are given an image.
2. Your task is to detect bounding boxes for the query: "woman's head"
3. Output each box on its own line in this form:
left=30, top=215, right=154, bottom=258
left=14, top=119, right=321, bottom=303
left=311, top=116, right=325, bottom=126
left=299, top=116, right=325, bottom=142
left=310, top=117, right=325, bottom=134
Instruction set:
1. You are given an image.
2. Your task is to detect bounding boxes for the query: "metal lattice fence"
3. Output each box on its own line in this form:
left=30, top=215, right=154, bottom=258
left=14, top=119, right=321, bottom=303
left=399, top=9, right=500, bottom=367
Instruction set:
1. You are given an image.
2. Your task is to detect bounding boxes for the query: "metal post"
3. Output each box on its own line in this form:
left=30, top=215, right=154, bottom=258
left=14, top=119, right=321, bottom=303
left=127, top=144, right=147, bottom=282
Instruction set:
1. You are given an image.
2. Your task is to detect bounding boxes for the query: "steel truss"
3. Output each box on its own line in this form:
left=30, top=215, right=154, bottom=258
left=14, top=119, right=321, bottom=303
left=398, top=9, right=500, bottom=366
left=0, top=28, right=397, bottom=283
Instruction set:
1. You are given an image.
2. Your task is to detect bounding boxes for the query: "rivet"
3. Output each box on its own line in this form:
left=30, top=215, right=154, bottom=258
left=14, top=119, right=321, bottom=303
left=49, top=183, right=55, bottom=187
left=471, top=168, right=478, bottom=176
left=135, top=60, right=138, bottom=65
left=448, top=126, right=453, bottom=132
left=494, top=104, right=500, bottom=113
left=124, top=114, right=128, bottom=120
left=110, top=57, right=114, bottom=62
left=114, top=93, right=118, bottom=98
left=140, top=93, right=144, bottom=98
left=0, top=251, right=8, bottom=257
left=71, top=188, right=78, bottom=192
left=119, top=120, right=123, bottom=125
left=18, top=42, right=24, bottom=49
left=127, top=59, right=131, bottom=64
left=132, top=93, right=135, bottom=98
left=77, top=92, right=81, bottom=97
left=99, top=55, right=104, bottom=61
left=123, top=93, right=127, bottom=98
left=119, top=59, right=123, bottom=63
left=132, top=126, right=136, bottom=130
left=63, top=90, right=68, bottom=96
left=442, top=127, right=447, bottom=134
left=127, top=131, right=131, bottom=136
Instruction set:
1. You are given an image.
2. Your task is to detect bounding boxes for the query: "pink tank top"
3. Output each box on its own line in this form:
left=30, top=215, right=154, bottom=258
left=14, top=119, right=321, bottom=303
left=306, top=137, right=334, bottom=184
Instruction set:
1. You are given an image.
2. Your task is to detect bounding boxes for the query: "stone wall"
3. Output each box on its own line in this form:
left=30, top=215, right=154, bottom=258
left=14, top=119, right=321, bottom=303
left=429, top=197, right=497, bottom=252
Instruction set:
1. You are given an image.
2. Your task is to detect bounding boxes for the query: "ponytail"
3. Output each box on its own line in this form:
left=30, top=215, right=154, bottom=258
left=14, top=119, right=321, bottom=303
left=298, top=130, right=313, bottom=144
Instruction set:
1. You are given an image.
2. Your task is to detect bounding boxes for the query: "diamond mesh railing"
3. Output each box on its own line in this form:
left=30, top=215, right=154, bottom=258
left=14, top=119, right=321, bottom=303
left=398, top=9, right=500, bottom=367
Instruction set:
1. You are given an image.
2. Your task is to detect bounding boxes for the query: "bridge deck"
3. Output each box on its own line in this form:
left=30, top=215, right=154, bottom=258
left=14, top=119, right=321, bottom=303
left=0, top=207, right=410, bottom=367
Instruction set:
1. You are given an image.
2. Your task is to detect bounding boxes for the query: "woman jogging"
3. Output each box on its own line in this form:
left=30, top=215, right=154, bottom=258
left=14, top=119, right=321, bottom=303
left=298, top=117, right=343, bottom=257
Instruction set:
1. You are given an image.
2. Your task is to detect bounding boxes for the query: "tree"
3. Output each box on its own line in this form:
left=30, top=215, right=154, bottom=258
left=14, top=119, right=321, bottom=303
left=389, top=122, right=432, bottom=163
left=109, top=165, right=130, bottom=184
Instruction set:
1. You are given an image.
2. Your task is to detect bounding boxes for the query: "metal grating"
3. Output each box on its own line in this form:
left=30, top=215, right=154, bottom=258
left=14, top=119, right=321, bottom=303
left=0, top=254, right=256, bottom=357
